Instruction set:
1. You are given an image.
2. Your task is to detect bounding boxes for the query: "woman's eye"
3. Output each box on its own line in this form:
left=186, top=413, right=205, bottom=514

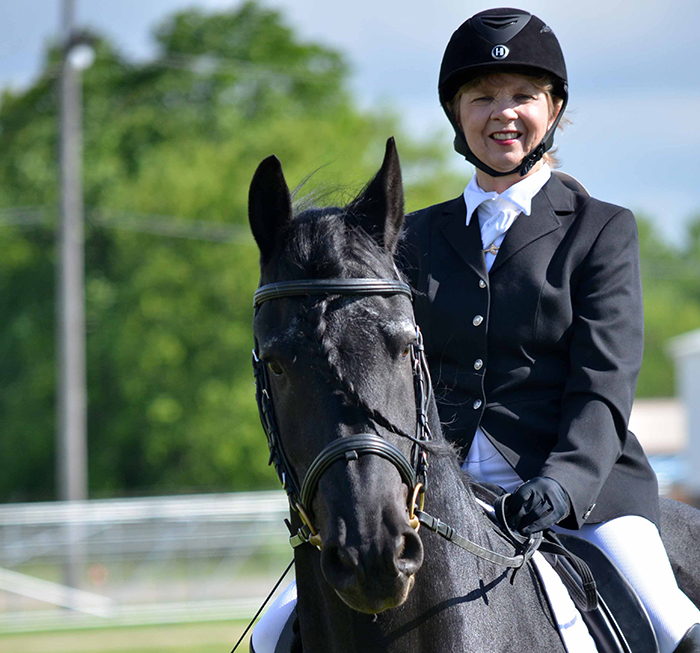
left=267, top=360, right=284, bottom=376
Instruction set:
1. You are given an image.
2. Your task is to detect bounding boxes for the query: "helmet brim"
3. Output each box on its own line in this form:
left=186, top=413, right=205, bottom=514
left=439, top=62, right=567, bottom=108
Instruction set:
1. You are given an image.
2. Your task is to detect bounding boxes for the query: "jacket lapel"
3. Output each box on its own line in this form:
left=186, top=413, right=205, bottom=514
left=436, top=197, right=488, bottom=280
left=489, top=174, right=574, bottom=275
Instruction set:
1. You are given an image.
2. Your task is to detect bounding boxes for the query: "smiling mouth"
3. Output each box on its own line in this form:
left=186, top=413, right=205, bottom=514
left=491, top=132, right=520, bottom=141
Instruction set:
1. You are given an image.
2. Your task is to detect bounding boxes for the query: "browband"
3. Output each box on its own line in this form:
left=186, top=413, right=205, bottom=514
left=254, top=279, right=412, bottom=308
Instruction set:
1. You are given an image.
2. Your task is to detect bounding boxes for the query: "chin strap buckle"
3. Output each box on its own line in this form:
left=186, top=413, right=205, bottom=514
left=519, top=143, right=546, bottom=176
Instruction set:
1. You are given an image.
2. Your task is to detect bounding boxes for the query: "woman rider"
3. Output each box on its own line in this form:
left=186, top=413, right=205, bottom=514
left=400, top=8, right=700, bottom=653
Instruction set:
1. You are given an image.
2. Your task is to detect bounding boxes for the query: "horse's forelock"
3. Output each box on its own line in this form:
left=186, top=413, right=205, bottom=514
left=270, top=206, right=398, bottom=282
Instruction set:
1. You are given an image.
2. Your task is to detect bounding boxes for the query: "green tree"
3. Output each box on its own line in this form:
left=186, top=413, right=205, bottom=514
left=0, top=2, right=462, bottom=501
left=637, top=216, right=700, bottom=397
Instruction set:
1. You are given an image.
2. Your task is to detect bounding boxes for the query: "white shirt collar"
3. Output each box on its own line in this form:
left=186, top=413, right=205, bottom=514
left=463, top=164, right=552, bottom=226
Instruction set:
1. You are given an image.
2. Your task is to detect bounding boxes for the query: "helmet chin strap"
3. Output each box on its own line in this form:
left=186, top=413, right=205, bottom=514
left=451, top=93, right=569, bottom=179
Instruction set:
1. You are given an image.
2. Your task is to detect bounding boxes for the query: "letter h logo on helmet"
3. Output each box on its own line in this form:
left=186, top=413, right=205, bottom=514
left=491, top=45, right=509, bottom=60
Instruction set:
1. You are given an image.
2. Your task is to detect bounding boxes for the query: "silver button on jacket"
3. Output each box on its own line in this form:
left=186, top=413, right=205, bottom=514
left=473, top=315, right=484, bottom=326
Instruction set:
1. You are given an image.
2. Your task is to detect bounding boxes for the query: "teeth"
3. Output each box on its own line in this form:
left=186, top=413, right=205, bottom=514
left=492, top=132, right=519, bottom=140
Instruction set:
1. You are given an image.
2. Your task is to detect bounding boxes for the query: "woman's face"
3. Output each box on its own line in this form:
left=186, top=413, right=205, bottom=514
left=457, top=73, right=558, bottom=176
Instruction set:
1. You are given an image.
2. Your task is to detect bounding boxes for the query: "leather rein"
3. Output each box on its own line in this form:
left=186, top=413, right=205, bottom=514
left=252, top=277, right=541, bottom=572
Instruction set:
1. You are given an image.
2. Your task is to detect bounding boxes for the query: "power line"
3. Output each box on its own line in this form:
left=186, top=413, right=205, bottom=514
left=0, top=207, right=51, bottom=227
left=151, top=53, right=329, bottom=83
left=0, top=205, right=254, bottom=244
left=2, top=206, right=698, bottom=270
left=89, top=210, right=252, bottom=243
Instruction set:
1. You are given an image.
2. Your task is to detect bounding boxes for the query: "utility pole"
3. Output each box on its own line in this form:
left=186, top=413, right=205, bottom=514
left=57, top=0, right=93, bottom=591
left=57, top=0, right=88, bottom=506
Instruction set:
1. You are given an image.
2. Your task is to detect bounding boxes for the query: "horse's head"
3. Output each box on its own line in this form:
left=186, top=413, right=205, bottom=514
left=249, top=139, right=425, bottom=613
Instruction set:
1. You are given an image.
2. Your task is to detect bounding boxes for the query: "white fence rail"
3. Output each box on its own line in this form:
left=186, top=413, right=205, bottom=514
left=0, top=491, right=291, bottom=634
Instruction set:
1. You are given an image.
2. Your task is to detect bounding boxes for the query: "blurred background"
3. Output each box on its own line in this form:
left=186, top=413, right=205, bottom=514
left=1, top=0, right=699, bottom=651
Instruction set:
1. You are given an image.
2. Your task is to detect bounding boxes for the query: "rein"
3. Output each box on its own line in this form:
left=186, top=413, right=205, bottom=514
left=252, top=276, right=541, bottom=572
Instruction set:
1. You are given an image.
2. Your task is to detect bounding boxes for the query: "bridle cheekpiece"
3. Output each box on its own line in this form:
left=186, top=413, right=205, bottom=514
left=252, top=277, right=432, bottom=550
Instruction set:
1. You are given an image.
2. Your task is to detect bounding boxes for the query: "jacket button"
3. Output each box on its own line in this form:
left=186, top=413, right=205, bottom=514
left=474, top=359, right=483, bottom=370
left=479, top=279, right=486, bottom=289
left=473, top=399, right=482, bottom=409
left=472, top=315, right=484, bottom=326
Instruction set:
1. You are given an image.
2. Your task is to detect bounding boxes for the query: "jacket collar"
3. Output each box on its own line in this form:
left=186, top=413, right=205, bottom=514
left=436, top=196, right=487, bottom=281
left=436, top=173, right=575, bottom=277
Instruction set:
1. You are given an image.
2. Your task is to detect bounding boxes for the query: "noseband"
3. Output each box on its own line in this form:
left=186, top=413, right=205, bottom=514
left=252, top=278, right=432, bottom=549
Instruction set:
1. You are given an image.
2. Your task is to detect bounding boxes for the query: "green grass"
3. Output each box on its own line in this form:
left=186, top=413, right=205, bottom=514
left=0, top=621, right=250, bottom=653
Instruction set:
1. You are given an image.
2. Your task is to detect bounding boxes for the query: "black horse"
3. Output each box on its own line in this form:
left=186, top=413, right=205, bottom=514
left=248, top=138, right=700, bottom=653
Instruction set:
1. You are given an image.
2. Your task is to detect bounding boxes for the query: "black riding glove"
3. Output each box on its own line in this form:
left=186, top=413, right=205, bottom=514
left=506, top=477, right=571, bottom=535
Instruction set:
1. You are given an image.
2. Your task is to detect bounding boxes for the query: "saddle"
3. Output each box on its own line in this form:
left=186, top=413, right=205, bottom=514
left=471, top=481, right=659, bottom=653
left=555, top=533, right=658, bottom=653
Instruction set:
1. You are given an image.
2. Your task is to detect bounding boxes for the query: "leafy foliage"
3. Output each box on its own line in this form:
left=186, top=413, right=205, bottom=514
left=0, top=1, right=462, bottom=501
left=636, top=216, right=700, bottom=397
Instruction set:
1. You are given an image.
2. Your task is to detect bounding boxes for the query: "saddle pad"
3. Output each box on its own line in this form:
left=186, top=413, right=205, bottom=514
left=250, top=581, right=297, bottom=653
left=474, top=488, right=655, bottom=653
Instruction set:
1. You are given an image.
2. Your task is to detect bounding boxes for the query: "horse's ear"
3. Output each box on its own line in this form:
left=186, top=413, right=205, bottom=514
left=348, top=137, right=404, bottom=254
left=248, top=155, right=293, bottom=263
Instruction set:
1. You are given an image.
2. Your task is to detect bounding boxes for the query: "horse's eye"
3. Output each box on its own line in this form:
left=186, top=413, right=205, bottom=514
left=401, top=345, right=412, bottom=359
left=267, top=360, right=284, bottom=376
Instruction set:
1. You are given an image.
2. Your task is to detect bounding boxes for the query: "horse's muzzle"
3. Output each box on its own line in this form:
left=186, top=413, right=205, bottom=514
left=320, top=524, right=424, bottom=613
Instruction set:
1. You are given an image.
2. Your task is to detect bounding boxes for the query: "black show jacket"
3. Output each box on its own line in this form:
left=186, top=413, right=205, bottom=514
left=399, top=173, right=659, bottom=529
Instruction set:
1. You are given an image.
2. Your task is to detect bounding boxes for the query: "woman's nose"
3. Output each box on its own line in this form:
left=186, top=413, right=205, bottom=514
left=491, top=102, right=518, bottom=121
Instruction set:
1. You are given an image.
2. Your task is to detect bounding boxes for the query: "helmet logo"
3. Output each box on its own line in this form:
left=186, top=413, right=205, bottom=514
left=491, top=45, right=509, bottom=60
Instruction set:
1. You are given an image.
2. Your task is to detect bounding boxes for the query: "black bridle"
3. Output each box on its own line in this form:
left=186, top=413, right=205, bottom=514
left=251, top=276, right=548, bottom=575
left=252, top=278, right=432, bottom=549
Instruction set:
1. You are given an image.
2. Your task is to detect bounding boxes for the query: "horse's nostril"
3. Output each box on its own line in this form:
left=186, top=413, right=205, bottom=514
left=334, top=546, right=356, bottom=572
left=397, top=529, right=424, bottom=576
left=321, top=542, right=358, bottom=589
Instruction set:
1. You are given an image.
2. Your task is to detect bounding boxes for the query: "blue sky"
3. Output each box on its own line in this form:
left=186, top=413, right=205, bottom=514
left=2, top=0, right=699, bottom=244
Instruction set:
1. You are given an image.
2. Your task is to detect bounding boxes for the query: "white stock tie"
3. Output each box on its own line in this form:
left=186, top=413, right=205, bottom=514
left=478, top=199, right=520, bottom=269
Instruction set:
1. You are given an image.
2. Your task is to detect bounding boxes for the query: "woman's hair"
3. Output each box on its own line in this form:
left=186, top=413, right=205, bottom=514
left=448, top=71, right=568, bottom=168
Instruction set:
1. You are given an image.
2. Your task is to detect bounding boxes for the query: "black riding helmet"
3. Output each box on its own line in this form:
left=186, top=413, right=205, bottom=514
left=439, top=8, right=568, bottom=177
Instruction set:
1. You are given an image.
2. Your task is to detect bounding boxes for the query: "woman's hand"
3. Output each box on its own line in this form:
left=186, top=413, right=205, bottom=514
left=506, top=477, right=571, bottom=535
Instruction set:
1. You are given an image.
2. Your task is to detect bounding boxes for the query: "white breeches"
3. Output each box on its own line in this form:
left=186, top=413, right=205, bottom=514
left=250, top=520, right=700, bottom=653
left=253, top=439, right=700, bottom=653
